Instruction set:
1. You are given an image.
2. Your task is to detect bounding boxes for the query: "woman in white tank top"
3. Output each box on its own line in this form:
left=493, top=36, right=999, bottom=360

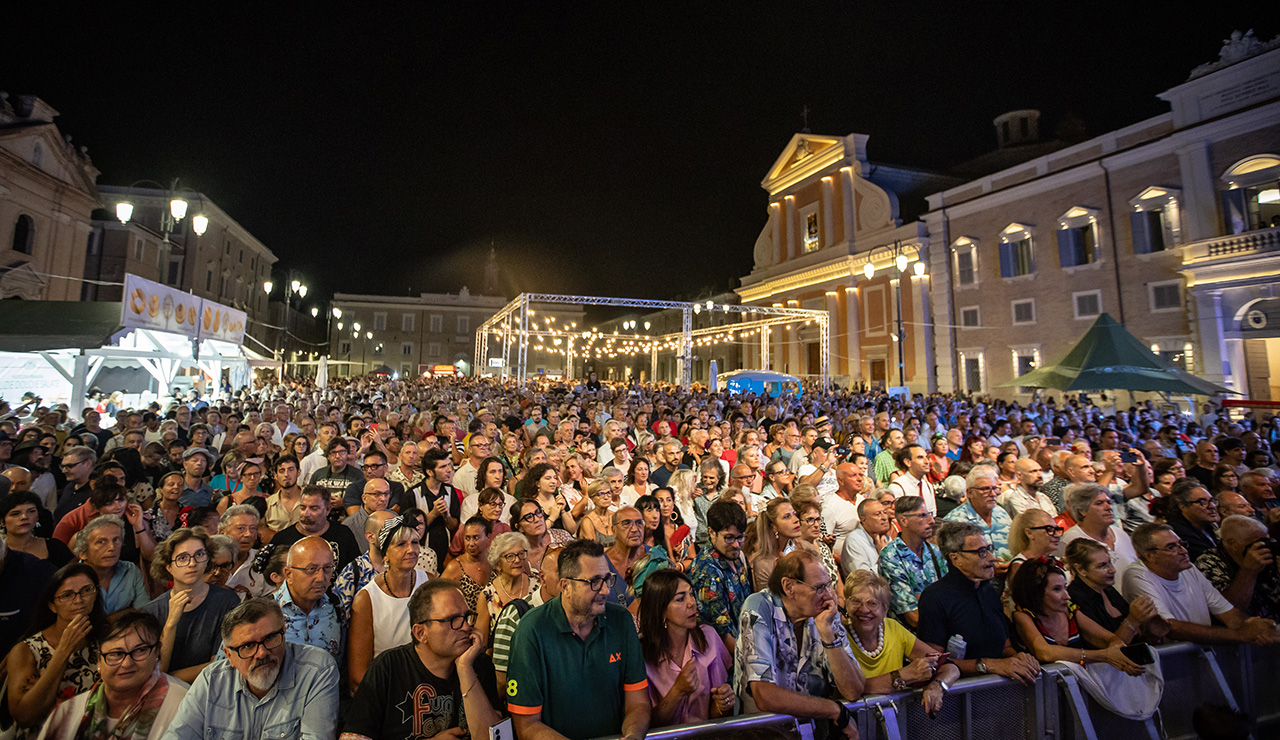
left=347, top=516, right=429, bottom=695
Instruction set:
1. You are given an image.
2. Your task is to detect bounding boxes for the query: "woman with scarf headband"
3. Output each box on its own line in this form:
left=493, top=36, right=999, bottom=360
left=347, top=515, right=429, bottom=695
left=35, top=610, right=187, bottom=740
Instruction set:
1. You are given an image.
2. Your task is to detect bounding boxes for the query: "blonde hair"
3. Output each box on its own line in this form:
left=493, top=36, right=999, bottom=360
left=752, top=498, right=794, bottom=563
left=1009, top=509, right=1053, bottom=556
left=843, top=569, right=890, bottom=606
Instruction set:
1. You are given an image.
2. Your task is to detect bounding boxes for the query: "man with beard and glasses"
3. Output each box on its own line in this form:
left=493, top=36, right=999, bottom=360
left=162, top=597, right=339, bottom=739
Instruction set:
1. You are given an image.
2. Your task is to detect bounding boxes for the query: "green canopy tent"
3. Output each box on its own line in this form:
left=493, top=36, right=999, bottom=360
left=999, top=313, right=1233, bottom=396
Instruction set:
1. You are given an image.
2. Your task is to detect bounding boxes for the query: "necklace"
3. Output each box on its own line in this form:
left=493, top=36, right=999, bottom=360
left=850, top=622, right=885, bottom=658
left=383, top=571, right=410, bottom=599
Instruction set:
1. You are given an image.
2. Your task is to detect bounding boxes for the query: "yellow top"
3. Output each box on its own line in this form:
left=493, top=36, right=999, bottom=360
left=850, top=617, right=916, bottom=678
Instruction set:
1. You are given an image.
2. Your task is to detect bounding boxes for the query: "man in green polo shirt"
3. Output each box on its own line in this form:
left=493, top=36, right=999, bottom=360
left=506, top=539, right=650, bottom=740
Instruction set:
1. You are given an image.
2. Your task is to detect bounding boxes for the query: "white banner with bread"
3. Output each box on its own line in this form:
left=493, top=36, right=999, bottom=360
left=121, top=273, right=247, bottom=345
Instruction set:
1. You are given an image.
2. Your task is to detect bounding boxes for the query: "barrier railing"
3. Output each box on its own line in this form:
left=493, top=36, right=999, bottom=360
left=596, top=642, right=1279, bottom=740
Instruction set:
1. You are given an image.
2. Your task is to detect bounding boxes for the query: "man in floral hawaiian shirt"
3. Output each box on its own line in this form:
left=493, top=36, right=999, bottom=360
left=690, top=501, right=751, bottom=653
left=877, top=496, right=947, bottom=629
left=733, top=550, right=864, bottom=738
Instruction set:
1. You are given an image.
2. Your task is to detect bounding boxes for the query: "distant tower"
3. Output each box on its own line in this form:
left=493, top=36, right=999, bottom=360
left=483, top=244, right=501, bottom=297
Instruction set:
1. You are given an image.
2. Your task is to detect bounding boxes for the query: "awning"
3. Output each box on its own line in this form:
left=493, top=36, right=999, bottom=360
left=1000, top=313, right=1234, bottom=396
left=0, top=301, right=122, bottom=352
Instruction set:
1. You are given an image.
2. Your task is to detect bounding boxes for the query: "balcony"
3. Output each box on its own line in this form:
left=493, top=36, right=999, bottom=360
left=1183, top=226, right=1280, bottom=263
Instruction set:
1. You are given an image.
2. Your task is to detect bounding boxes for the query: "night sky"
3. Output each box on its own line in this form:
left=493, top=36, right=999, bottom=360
left=7, top=4, right=1269, bottom=304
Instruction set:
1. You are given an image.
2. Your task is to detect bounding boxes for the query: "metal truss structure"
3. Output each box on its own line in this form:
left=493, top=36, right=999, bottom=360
left=475, top=292, right=829, bottom=389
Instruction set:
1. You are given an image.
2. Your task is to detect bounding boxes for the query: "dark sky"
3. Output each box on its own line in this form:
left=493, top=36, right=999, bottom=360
left=7, top=3, right=1268, bottom=304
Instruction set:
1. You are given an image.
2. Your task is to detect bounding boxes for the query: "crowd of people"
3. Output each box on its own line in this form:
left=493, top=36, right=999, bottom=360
left=0, top=377, right=1276, bottom=740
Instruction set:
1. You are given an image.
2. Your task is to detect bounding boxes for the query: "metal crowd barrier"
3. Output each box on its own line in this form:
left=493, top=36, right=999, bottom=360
left=597, top=643, right=1280, bottom=740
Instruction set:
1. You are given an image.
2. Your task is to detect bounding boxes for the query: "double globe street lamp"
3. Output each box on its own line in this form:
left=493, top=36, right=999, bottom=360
left=113, top=178, right=208, bottom=241
left=862, top=240, right=926, bottom=388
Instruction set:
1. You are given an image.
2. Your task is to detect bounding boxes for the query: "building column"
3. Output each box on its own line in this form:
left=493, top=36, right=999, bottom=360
left=783, top=196, right=797, bottom=261
left=770, top=202, right=783, bottom=264
left=825, top=291, right=839, bottom=381
left=1190, top=288, right=1230, bottom=385
left=910, top=272, right=935, bottom=393
left=822, top=177, right=835, bottom=247
left=840, top=167, right=857, bottom=247
left=1176, top=141, right=1219, bottom=242
left=845, top=286, right=861, bottom=384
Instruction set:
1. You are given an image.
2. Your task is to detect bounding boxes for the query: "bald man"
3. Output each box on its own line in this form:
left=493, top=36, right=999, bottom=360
left=334, top=510, right=396, bottom=616
left=1, top=466, right=32, bottom=492
left=343, top=479, right=391, bottom=554
left=274, top=536, right=342, bottom=661
left=999, top=458, right=1058, bottom=517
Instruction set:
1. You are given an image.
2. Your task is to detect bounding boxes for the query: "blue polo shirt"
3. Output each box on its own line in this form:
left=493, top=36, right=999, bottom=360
left=506, top=596, right=647, bottom=740
left=916, top=568, right=1008, bottom=660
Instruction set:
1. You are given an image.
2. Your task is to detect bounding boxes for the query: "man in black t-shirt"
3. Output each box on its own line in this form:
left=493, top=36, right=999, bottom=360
left=269, top=486, right=361, bottom=571
left=342, top=579, right=501, bottom=740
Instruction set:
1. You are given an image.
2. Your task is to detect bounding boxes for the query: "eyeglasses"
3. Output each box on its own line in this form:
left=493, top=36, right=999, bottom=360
left=564, top=573, right=618, bottom=592
left=899, top=511, right=934, bottom=520
left=227, top=629, right=286, bottom=659
left=520, top=509, right=547, bottom=523
left=288, top=564, right=336, bottom=577
left=769, top=469, right=792, bottom=477
left=101, top=643, right=157, bottom=666
left=419, top=611, right=477, bottom=631
left=969, top=486, right=1000, bottom=494
left=172, top=550, right=209, bottom=567
left=501, top=550, right=529, bottom=563
left=365, top=462, right=388, bottom=469
left=802, top=516, right=822, bottom=526
left=716, top=533, right=746, bottom=545
left=208, top=560, right=234, bottom=573
left=958, top=545, right=995, bottom=558
left=54, top=585, right=98, bottom=604
left=1029, top=525, right=1065, bottom=535
left=1149, top=540, right=1188, bottom=554
left=794, top=579, right=834, bottom=594
left=60, top=459, right=89, bottom=471
left=1187, top=497, right=1217, bottom=508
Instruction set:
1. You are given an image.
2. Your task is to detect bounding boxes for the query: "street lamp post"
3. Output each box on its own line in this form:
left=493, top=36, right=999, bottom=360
left=263, top=271, right=308, bottom=376
left=863, top=240, right=926, bottom=389
left=113, top=178, right=209, bottom=242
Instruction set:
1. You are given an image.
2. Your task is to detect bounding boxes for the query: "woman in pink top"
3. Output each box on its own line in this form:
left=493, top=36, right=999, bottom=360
left=639, top=570, right=734, bottom=726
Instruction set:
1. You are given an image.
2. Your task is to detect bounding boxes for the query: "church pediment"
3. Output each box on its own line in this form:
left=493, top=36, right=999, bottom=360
left=0, top=123, right=100, bottom=204
left=761, top=133, right=858, bottom=196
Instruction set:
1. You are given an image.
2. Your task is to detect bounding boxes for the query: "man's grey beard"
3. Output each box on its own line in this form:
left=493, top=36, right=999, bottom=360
left=247, top=659, right=281, bottom=693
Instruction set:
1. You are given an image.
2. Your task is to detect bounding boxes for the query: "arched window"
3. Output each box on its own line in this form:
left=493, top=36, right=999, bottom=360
left=31, top=142, right=43, bottom=168
left=1221, top=154, right=1280, bottom=234
left=11, top=215, right=34, bottom=254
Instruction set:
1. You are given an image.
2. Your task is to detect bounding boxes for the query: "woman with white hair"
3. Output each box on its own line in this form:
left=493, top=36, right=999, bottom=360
left=1058, top=483, right=1138, bottom=572
left=476, top=532, right=537, bottom=646
left=74, top=516, right=148, bottom=614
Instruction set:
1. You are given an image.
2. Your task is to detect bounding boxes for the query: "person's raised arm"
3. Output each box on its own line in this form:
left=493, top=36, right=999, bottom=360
left=456, top=632, right=501, bottom=740
left=814, top=603, right=864, bottom=701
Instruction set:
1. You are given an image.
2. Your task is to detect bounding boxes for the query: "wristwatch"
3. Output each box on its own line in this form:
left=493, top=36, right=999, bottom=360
left=890, top=670, right=908, bottom=691
left=976, top=659, right=989, bottom=674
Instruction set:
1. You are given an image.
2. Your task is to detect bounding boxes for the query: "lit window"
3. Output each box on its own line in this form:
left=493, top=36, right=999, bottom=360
left=953, top=238, right=978, bottom=286
left=1220, top=154, right=1280, bottom=234
left=1056, top=207, right=1101, bottom=267
left=999, top=224, right=1035, bottom=277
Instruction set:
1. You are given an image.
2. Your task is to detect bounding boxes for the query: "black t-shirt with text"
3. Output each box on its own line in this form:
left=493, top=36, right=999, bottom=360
left=346, top=643, right=501, bottom=740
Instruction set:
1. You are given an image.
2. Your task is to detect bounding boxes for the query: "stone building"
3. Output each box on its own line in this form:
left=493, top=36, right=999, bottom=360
left=0, top=93, right=100, bottom=300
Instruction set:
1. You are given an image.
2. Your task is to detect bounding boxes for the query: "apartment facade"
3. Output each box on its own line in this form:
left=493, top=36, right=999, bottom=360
left=331, top=289, right=585, bottom=378
left=926, top=34, right=1280, bottom=399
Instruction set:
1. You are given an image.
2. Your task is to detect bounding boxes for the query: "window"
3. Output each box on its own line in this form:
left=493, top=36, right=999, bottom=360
left=1011, top=299, right=1036, bottom=325
left=401, top=313, right=415, bottom=331
left=168, top=258, right=181, bottom=285
left=1010, top=345, right=1041, bottom=394
left=428, top=342, right=441, bottom=357
left=373, top=312, right=387, bottom=331
left=401, top=364, right=413, bottom=376
left=457, top=316, right=469, bottom=334
left=31, top=141, right=42, bottom=168
left=998, top=224, right=1035, bottom=277
left=1149, top=280, right=1183, bottom=312
left=402, top=342, right=413, bottom=356
left=1073, top=290, right=1102, bottom=319
left=225, top=240, right=231, bottom=255
left=960, top=306, right=980, bottom=328
left=953, top=238, right=978, bottom=286
left=11, top=214, right=33, bottom=254
left=134, top=238, right=144, bottom=261
left=205, top=270, right=213, bottom=292
left=1221, top=155, right=1280, bottom=234
left=238, top=249, right=243, bottom=264
left=800, top=203, right=821, bottom=253
left=959, top=351, right=985, bottom=393
left=340, top=341, right=351, bottom=355
left=219, top=276, right=227, bottom=298
left=430, top=314, right=443, bottom=332
left=1056, top=207, right=1100, bottom=267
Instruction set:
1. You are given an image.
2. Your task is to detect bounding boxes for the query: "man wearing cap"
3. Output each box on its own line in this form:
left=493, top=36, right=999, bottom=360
left=178, top=446, right=215, bottom=507
left=796, top=437, right=838, bottom=498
